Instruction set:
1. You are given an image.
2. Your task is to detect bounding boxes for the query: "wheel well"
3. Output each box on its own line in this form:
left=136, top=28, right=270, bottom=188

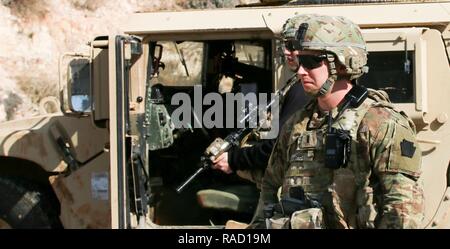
left=0, top=157, right=61, bottom=218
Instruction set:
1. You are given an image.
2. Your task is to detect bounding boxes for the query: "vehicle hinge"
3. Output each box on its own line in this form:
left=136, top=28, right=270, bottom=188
left=49, top=122, right=81, bottom=176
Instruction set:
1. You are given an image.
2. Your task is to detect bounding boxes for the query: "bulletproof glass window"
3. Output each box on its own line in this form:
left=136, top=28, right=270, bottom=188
left=156, top=41, right=205, bottom=86
left=359, top=51, right=414, bottom=103
left=234, top=42, right=268, bottom=70
left=149, top=40, right=271, bottom=90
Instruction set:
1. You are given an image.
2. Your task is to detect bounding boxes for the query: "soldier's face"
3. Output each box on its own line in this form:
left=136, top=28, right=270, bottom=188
left=295, top=50, right=329, bottom=95
left=284, top=48, right=299, bottom=72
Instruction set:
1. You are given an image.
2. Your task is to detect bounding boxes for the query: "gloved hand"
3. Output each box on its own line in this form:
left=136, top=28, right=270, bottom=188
left=212, top=152, right=233, bottom=174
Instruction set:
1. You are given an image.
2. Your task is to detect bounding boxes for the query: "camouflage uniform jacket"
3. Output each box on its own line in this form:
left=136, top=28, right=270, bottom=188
left=254, top=89, right=424, bottom=228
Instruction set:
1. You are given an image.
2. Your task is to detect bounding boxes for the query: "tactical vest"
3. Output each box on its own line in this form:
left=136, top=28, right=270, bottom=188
left=280, top=89, right=404, bottom=229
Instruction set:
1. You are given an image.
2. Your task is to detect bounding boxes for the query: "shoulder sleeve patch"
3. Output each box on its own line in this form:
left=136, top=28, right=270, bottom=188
left=400, top=139, right=416, bottom=158
left=369, top=112, right=422, bottom=178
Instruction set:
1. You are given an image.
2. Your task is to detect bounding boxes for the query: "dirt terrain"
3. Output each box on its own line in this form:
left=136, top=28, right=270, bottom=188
left=0, top=0, right=256, bottom=122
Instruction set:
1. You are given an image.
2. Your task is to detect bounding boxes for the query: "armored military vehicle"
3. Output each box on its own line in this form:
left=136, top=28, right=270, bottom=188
left=0, top=0, right=449, bottom=229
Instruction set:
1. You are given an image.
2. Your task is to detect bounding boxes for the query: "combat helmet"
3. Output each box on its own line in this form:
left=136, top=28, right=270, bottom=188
left=282, top=14, right=369, bottom=96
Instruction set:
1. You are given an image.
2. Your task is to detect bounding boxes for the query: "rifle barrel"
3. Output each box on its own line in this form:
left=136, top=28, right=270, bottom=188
left=176, top=166, right=205, bottom=193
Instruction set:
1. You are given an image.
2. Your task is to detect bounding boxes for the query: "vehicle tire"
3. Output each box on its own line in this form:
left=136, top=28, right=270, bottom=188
left=0, top=177, right=61, bottom=229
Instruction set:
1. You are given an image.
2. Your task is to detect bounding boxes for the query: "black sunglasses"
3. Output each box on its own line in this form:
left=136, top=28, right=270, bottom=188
left=294, top=54, right=328, bottom=70
left=284, top=40, right=301, bottom=52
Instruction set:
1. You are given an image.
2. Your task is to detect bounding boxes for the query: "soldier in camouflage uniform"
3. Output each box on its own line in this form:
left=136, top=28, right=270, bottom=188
left=250, top=14, right=424, bottom=229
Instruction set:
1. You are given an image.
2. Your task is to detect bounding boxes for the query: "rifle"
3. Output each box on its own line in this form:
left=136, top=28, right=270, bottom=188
left=176, top=73, right=298, bottom=193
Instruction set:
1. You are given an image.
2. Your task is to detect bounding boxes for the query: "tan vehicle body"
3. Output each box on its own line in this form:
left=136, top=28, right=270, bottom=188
left=0, top=1, right=449, bottom=229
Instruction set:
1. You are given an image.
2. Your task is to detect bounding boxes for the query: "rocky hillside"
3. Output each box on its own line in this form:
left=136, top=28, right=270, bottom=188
left=0, top=0, right=256, bottom=122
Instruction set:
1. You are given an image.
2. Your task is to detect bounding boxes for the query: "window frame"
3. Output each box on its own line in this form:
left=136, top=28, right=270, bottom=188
left=362, top=28, right=429, bottom=118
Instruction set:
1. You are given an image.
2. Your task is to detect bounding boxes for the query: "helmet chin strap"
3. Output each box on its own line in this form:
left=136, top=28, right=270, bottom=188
left=317, top=78, right=335, bottom=96
left=311, top=54, right=338, bottom=98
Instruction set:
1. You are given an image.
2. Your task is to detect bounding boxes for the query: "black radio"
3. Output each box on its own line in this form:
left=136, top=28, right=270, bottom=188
left=324, top=127, right=351, bottom=169
left=324, top=85, right=367, bottom=169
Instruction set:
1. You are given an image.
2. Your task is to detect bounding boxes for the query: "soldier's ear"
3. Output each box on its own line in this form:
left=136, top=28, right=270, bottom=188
left=334, top=63, right=352, bottom=81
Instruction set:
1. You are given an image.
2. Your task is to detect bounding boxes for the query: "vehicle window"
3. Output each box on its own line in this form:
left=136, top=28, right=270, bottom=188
left=235, top=42, right=267, bottom=69
left=157, top=41, right=204, bottom=86
left=359, top=51, right=414, bottom=103
left=203, top=39, right=272, bottom=94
